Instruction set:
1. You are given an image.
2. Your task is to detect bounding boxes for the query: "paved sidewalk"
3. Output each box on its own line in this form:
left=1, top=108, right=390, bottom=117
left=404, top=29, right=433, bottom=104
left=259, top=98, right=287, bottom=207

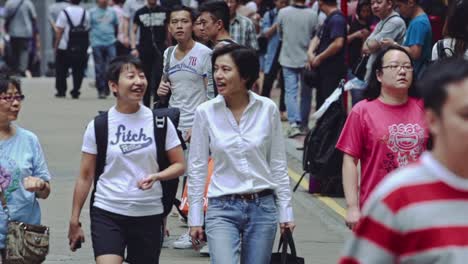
left=15, top=78, right=349, bottom=263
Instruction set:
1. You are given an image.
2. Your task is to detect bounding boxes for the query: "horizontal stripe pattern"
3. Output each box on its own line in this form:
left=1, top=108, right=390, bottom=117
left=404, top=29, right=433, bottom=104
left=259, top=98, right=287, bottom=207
left=339, top=153, right=468, bottom=264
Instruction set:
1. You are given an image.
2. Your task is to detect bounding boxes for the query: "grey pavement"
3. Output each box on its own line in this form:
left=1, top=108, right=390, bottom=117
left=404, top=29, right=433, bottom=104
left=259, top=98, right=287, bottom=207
left=15, top=78, right=350, bottom=263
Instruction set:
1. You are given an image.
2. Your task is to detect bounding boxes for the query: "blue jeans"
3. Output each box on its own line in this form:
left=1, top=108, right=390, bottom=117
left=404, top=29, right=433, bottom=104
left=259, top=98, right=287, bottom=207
left=283, top=67, right=312, bottom=127
left=93, top=44, right=116, bottom=94
left=205, top=194, right=278, bottom=264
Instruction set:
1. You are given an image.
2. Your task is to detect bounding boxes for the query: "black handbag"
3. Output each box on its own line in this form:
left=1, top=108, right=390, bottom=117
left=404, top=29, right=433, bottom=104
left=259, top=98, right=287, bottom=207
left=270, top=229, right=304, bottom=264
left=351, top=54, right=369, bottom=80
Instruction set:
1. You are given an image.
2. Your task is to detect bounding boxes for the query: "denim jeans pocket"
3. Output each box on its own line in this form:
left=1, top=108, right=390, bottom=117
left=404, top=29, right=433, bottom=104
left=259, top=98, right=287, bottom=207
left=258, top=196, right=277, bottom=214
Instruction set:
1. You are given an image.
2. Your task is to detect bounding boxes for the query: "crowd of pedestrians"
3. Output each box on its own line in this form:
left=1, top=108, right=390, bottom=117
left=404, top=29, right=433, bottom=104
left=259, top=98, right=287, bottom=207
left=0, top=0, right=467, bottom=263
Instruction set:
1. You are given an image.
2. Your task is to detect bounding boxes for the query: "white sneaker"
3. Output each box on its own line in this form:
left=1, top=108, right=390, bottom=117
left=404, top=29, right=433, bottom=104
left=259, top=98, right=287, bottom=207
left=173, top=233, right=192, bottom=249
left=199, top=243, right=210, bottom=256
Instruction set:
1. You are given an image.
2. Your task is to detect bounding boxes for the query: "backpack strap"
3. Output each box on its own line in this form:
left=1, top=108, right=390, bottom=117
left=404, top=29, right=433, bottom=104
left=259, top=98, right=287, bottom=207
left=164, top=46, right=176, bottom=77
left=153, top=111, right=180, bottom=217
left=63, top=9, right=75, bottom=28
left=79, top=9, right=86, bottom=27
left=437, top=40, right=447, bottom=59
left=91, top=111, right=108, bottom=209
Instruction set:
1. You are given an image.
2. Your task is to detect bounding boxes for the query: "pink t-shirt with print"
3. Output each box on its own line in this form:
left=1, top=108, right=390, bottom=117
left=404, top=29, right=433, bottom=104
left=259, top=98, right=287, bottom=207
left=336, top=97, right=428, bottom=208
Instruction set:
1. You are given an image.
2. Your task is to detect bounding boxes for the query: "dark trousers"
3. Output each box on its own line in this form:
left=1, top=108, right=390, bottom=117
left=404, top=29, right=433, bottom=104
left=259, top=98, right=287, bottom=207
left=55, top=49, right=88, bottom=97
left=262, top=48, right=286, bottom=112
left=93, top=45, right=117, bottom=95
left=316, top=66, right=345, bottom=109
left=139, top=47, right=163, bottom=108
left=9, top=37, right=30, bottom=75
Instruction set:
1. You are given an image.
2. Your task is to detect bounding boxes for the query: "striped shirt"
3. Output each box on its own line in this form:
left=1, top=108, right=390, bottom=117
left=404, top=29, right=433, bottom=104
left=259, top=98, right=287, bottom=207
left=229, top=14, right=259, bottom=50
left=340, top=152, right=468, bottom=264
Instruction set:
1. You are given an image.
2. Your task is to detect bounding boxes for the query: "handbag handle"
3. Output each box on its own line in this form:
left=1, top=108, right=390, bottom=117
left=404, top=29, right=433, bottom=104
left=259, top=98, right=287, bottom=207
left=277, top=228, right=299, bottom=263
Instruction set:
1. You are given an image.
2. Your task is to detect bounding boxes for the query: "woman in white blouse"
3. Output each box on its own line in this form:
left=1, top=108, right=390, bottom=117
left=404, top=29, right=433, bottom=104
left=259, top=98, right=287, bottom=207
left=188, top=44, right=295, bottom=264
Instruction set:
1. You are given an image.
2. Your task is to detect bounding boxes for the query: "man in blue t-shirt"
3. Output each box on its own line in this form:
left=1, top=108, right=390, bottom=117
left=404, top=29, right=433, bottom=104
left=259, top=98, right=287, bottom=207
left=382, top=0, right=432, bottom=78
left=90, top=0, right=119, bottom=99
left=307, top=0, right=347, bottom=110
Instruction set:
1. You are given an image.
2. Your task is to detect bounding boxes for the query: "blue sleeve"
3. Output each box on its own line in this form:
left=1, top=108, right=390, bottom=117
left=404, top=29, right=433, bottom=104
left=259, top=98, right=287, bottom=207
left=329, top=15, right=347, bottom=40
left=31, top=137, right=51, bottom=182
left=261, top=11, right=272, bottom=34
left=113, top=10, right=119, bottom=26
left=404, top=19, right=430, bottom=47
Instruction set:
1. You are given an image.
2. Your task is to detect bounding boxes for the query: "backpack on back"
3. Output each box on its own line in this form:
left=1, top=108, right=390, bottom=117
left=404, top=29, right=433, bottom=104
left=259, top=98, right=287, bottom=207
left=93, top=108, right=184, bottom=217
left=63, top=9, right=89, bottom=55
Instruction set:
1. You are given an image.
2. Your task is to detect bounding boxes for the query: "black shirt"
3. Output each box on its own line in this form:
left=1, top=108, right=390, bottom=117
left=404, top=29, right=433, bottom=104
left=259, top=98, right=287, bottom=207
left=317, top=10, right=347, bottom=70
left=134, top=5, right=168, bottom=52
left=348, top=15, right=369, bottom=69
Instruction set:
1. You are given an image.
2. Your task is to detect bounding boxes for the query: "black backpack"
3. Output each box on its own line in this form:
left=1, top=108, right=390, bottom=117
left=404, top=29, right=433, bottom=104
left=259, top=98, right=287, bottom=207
left=63, top=9, right=89, bottom=54
left=295, top=80, right=347, bottom=197
left=92, top=108, right=185, bottom=217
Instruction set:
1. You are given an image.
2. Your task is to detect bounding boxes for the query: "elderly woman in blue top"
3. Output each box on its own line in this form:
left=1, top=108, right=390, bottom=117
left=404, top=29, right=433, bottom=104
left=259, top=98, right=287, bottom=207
left=188, top=44, right=295, bottom=264
left=0, top=77, right=51, bottom=257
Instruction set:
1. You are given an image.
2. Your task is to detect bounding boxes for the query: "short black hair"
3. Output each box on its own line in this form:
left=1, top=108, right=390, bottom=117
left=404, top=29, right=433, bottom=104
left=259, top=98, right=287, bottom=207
left=0, top=77, right=22, bottom=95
left=418, top=58, right=468, bottom=115
left=70, top=0, right=81, bottom=4
left=199, top=0, right=230, bottom=32
left=106, top=56, right=144, bottom=96
left=211, top=44, right=259, bottom=90
left=364, top=46, right=419, bottom=100
left=170, top=5, right=195, bottom=22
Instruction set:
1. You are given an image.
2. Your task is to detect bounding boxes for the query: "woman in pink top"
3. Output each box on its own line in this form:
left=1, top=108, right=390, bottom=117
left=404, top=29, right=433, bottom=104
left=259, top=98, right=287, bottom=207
left=336, top=46, right=429, bottom=229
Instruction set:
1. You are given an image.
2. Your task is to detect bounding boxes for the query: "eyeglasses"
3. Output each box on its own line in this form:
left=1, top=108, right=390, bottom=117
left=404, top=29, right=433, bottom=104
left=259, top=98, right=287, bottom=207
left=381, top=64, right=414, bottom=72
left=0, top=94, right=25, bottom=102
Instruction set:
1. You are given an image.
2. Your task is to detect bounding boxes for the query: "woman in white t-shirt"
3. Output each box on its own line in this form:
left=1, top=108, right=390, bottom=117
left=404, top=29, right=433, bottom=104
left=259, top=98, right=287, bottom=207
left=188, top=44, right=295, bottom=264
left=68, top=56, right=185, bottom=264
left=431, top=0, right=468, bottom=60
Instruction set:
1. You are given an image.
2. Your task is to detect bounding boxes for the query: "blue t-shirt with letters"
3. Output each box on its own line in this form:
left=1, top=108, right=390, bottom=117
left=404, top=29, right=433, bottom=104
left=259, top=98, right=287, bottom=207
left=0, top=126, right=51, bottom=249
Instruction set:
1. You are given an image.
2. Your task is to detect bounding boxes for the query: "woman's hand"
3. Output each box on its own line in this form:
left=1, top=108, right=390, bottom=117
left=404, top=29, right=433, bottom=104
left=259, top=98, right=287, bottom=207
left=23, top=176, right=46, bottom=193
left=345, top=205, right=361, bottom=230
left=68, top=221, right=85, bottom=252
left=190, top=226, right=205, bottom=250
left=280, top=221, right=296, bottom=234
left=137, top=174, right=160, bottom=190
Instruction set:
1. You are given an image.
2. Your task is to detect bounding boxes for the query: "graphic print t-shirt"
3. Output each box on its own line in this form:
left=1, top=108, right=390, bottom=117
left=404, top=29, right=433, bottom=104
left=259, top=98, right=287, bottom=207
left=165, top=42, right=211, bottom=131
left=82, top=105, right=180, bottom=217
left=0, top=126, right=51, bottom=248
left=133, top=5, right=168, bottom=52
left=336, top=98, right=428, bottom=208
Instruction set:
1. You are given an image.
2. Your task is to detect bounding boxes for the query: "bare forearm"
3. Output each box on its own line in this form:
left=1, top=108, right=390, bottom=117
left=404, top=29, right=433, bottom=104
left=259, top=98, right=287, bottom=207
left=70, top=176, right=93, bottom=224
left=154, top=162, right=185, bottom=181
left=308, top=36, right=320, bottom=55
left=342, top=157, right=359, bottom=208
left=316, top=38, right=344, bottom=62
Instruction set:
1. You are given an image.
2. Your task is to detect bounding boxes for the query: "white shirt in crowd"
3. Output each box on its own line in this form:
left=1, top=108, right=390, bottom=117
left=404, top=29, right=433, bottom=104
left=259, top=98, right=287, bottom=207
left=82, top=105, right=181, bottom=217
left=55, top=5, right=90, bottom=50
left=187, top=91, right=294, bottom=227
left=164, top=42, right=212, bottom=131
left=432, top=38, right=468, bottom=60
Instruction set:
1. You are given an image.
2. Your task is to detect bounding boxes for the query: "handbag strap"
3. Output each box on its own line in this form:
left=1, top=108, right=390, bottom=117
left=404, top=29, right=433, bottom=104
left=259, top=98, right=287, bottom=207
left=0, top=188, right=11, bottom=220
left=277, top=228, right=299, bottom=263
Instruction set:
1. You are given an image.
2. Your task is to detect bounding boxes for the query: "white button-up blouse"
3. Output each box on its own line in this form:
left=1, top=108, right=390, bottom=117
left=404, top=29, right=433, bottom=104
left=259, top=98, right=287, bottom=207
left=187, top=91, right=294, bottom=227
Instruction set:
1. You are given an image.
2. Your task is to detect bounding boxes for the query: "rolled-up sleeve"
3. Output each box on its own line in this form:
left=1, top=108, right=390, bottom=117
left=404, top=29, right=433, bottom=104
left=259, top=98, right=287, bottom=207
left=269, top=109, right=294, bottom=223
left=187, top=108, right=210, bottom=226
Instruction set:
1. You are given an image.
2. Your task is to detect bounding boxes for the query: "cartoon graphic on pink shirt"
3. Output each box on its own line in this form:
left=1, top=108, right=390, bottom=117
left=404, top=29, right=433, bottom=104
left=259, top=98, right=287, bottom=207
left=386, top=123, right=426, bottom=167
